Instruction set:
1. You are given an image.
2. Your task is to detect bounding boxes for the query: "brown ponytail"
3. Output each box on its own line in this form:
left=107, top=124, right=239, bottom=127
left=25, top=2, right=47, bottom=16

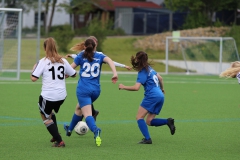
left=44, top=37, right=63, bottom=64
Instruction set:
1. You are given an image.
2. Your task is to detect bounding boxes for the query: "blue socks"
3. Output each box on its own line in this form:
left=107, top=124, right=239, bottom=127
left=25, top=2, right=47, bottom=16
left=68, top=113, right=83, bottom=131
left=137, top=119, right=150, bottom=140
left=85, top=116, right=98, bottom=132
left=150, top=118, right=168, bottom=126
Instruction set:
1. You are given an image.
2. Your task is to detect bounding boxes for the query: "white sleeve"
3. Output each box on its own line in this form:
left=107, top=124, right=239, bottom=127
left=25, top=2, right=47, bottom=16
left=63, top=59, right=76, bottom=77
left=32, top=59, right=44, bottom=78
left=70, top=54, right=77, bottom=59
left=113, top=61, right=126, bottom=68
left=237, top=72, right=240, bottom=84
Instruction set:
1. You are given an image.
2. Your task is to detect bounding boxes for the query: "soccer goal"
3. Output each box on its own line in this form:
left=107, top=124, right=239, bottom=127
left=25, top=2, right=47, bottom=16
left=0, top=8, right=22, bottom=80
left=164, top=37, right=239, bottom=75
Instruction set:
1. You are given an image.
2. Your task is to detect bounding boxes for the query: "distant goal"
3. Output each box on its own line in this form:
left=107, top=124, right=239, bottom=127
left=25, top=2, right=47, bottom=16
left=164, top=37, right=239, bottom=75
left=0, top=8, right=22, bottom=80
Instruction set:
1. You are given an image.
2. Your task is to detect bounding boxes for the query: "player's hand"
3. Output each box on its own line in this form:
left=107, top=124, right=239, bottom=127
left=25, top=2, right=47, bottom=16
left=65, top=75, right=69, bottom=78
left=162, top=89, right=165, bottom=94
left=65, top=54, right=72, bottom=59
left=125, top=65, right=132, bottom=70
left=119, top=84, right=124, bottom=90
left=112, top=75, right=118, bottom=84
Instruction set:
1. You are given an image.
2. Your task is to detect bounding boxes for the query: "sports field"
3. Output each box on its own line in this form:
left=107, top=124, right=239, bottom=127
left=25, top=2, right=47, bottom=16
left=0, top=72, right=239, bottom=160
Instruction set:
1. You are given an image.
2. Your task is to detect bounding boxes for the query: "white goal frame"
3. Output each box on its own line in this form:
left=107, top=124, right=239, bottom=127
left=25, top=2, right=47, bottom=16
left=165, top=37, right=239, bottom=75
left=0, top=8, right=22, bottom=80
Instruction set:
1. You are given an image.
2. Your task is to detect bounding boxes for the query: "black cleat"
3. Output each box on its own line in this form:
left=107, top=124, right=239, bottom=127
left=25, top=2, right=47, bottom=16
left=138, top=138, right=152, bottom=144
left=167, top=118, right=176, bottom=135
left=50, top=133, right=60, bottom=143
left=93, top=110, right=99, bottom=121
left=52, top=141, right=65, bottom=147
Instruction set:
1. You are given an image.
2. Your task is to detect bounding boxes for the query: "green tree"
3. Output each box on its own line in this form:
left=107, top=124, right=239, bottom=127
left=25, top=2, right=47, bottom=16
left=165, top=0, right=239, bottom=27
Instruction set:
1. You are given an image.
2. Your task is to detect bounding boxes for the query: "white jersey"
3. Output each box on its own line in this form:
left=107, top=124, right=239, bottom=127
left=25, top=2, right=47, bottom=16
left=237, top=72, right=240, bottom=84
left=32, top=58, right=76, bottom=101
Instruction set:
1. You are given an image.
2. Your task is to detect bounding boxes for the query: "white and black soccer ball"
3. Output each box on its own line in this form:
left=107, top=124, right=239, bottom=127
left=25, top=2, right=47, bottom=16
left=74, top=121, right=89, bottom=135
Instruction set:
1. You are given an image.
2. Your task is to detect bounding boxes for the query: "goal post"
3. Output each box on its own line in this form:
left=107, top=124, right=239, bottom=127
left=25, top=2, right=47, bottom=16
left=165, top=37, right=239, bottom=75
left=0, top=8, right=22, bottom=80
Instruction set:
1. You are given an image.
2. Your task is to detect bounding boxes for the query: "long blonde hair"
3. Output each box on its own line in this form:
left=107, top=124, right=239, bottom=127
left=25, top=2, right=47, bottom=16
left=219, top=61, right=240, bottom=78
left=70, top=36, right=98, bottom=52
left=44, top=37, right=63, bottom=64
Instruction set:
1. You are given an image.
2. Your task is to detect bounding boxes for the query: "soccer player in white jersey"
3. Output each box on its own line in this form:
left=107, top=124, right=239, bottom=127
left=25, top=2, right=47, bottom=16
left=119, top=51, right=176, bottom=144
left=31, top=37, right=77, bottom=147
left=67, top=38, right=118, bottom=146
left=220, top=61, right=240, bottom=82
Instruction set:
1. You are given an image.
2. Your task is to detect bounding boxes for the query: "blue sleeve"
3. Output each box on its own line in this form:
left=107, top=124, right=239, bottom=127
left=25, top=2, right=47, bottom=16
left=137, top=70, right=147, bottom=84
left=74, top=51, right=83, bottom=66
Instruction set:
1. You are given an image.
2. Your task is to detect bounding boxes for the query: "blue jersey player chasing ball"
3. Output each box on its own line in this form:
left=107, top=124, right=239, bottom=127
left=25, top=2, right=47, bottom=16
left=67, top=38, right=118, bottom=146
left=119, top=51, right=176, bottom=144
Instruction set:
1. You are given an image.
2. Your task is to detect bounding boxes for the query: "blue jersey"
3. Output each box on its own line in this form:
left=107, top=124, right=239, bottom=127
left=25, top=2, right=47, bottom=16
left=137, top=67, right=164, bottom=114
left=137, top=66, right=161, bottom=94
left=74, top=51, right=106, bottom=92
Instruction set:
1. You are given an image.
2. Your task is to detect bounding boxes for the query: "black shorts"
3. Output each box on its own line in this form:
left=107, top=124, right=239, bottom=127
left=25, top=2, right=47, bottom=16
left=38, top=95, right=65, bottom=118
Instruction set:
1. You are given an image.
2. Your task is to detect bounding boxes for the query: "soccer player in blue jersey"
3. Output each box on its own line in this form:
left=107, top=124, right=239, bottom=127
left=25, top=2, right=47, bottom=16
left=64, top=36, right=131, bottom=121
left=119, top=51, right=176, bottom=144
left=63, top=36, right=131, bottom=136
left=66, top=38, right=118, bottom=146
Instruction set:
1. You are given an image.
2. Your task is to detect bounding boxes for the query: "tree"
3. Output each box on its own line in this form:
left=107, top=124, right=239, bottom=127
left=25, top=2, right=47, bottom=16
left=165, top=0, right=239, bottom=27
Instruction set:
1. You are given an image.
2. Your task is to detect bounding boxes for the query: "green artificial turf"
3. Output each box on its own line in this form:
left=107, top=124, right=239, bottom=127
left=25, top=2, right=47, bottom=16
left=0, top=72, right=239, bottom=160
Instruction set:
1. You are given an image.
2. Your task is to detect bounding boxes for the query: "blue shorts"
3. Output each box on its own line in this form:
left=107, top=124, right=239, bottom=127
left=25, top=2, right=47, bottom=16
left=76, top=89, right=100, bottom=108
left=140, top=89, right=164, bottom=115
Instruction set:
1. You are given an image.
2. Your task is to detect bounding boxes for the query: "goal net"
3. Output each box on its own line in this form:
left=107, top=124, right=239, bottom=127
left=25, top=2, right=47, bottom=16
left=164, top=37, right=239, bottom=75
left=0, top=8, right=22, bottom=80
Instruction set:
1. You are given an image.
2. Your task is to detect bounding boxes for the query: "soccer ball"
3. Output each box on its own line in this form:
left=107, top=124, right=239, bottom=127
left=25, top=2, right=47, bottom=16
left=74, top=121, right=89, bottom=135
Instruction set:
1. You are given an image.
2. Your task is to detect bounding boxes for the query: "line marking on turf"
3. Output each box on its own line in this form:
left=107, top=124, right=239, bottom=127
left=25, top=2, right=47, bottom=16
left=0, top=80, right=237, bottom=85
left=1, top=116, right=240, bottom=126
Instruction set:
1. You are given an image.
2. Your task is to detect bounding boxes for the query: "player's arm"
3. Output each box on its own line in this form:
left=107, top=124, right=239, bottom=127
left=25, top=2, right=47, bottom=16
left=113, top=61, right=132, bottom=70
left=71, top=62, right=78, bottom=69
left=157, top=73, right=165, bottom=93
left=103, top=57, right=118, bottom=84
left=31, top=63, right=38, bottom=82
left=118, top=82, right=141, bottom=91
left=65, top=54, right=78, bottom=59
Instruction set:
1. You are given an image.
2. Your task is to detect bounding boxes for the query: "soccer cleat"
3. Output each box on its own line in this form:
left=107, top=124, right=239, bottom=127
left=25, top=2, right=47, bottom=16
left=94, top=129, right=102, bottom=147
left=63, top=124, right=72, bottom=137
left=50, top=137, right=56, bottom=143
left=50, top=133, right=61, bottom=143
left=93, top=110, right=99, bottom=121
left=167, top=118, right=176, bottom=135
left=52, top=141, right=65, bottom=147
left=138, top=138, right=152, bottom=144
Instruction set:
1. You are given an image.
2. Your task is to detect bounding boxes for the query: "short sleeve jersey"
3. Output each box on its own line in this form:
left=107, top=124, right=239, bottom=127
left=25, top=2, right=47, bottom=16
left=74, top=51, right=106, bottom=91
left=32, top=58, right=76, bottom=101
left=137, top=66, right=160, bottom=94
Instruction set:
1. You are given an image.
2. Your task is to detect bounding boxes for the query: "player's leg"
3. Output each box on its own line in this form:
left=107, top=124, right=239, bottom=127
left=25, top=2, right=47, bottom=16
left=91, top=104, right=99, bottom=121
left=49, top=112, right=60, bottom=143
left=81, top=104, right=101, bottom=147
left=64, top=103, right=83, bottom=137
left=146, top=96, right=175, bottom=135
left=38, top=96, right=65, bottom=147
left=136, top=106, right=152, bottom=144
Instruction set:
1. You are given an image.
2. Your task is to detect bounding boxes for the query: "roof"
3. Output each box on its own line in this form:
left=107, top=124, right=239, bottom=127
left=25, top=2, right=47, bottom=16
left=95, top=1, right=162, bottom=11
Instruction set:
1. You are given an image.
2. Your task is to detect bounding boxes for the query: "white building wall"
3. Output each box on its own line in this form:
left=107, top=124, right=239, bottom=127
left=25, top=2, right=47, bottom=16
left=22, top=10, right=35, bottom=28
left=22, top=0, right=70, bottom=28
